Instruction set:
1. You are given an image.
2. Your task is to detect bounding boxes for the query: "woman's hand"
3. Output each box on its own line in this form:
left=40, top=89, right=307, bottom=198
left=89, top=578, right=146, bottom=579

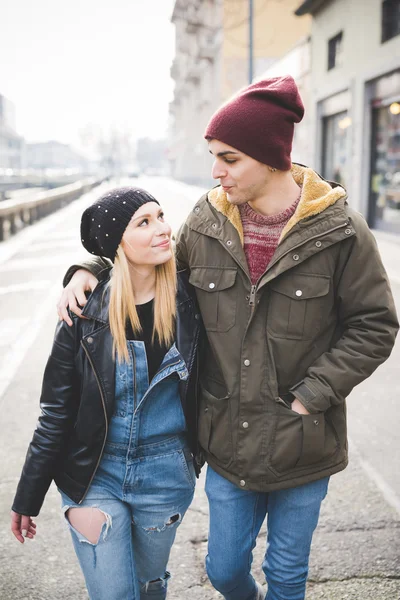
left=11, top=511, right=37, bottom=543
left=56, top=269, right=99, bottom=326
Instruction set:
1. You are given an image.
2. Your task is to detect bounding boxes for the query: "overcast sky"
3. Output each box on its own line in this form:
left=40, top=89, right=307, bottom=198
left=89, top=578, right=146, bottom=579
left=0, top=0, right=175, bottom=147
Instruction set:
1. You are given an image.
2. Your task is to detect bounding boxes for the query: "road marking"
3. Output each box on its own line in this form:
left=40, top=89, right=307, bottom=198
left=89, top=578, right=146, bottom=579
left=0, top=317, right=29, bottom=346
left=45, top=231, right=76, bottom=240
left=0, top=255, right=85, bottom=272
left=349, top=437, right=400, bottom=516
left=387, top=274, right=400, bottom=286
left=0, top=281, right=61, bottom=401
left=0, top=280, right=51, bottom=296
left=26, top=239, right=78, bottom=252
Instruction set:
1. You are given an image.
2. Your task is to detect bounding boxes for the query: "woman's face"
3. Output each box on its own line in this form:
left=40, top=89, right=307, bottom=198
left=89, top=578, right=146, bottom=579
left=121, top=202, right=172, bottom=266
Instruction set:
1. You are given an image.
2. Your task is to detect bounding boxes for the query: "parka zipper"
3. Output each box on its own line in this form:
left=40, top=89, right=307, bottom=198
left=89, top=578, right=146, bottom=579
left=79, top=341, right=108, bottom=503
left=248, top=285, right=257, bottom=307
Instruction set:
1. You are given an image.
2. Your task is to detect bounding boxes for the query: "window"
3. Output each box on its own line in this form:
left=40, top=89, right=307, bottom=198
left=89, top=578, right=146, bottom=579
left=327, top=32, right=343, bottom=71
left=382, top=0, right=400, bottom=43
left=369, top=101, right=400, bottom=232
left=322, top=111, right=351, bottom=188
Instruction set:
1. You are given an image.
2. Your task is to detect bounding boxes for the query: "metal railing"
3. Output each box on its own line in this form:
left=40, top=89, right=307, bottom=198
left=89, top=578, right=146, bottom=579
left=0, top=178, right=102, bottom=242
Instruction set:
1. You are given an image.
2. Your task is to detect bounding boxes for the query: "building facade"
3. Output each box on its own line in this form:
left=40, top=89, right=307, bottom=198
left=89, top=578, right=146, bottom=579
left=257, top=35, right=312, bottom=167
left=169, top=0, right=223, bottom=186
left=296, top=0, right=400, bottom=233
left=222, top=0, right=310, bottom=99
left=169, top=0, right=311, bottom=186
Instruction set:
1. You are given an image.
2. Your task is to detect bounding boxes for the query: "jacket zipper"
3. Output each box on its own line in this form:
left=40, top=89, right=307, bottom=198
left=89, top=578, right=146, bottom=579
left=249, top=285, right=257, bottom=307
left=79, top=342, right=109, bottom=503
left=219, top=241, right=259, bottom=313
left=186, top=328, right=200, bottom=394
left=186, top=325, right=201, bottom=462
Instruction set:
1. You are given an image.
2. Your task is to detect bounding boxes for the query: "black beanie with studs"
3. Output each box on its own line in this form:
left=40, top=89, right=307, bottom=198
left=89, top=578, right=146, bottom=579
left=80, top=187, right=160, bottom=261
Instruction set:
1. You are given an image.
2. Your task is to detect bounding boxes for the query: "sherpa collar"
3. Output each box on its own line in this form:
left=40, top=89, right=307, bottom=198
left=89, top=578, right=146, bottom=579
left=207, top=164, right=347, bottom=245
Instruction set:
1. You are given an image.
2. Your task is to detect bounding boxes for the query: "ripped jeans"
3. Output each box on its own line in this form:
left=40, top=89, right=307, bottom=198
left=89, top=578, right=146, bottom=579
left=59, top=436, right=195, bottom=600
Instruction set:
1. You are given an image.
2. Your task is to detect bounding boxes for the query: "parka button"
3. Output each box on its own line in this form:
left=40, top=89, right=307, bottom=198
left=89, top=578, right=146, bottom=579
left=315, top=241, right=322, bottom=248
left=242, top=421, right=249, bottom=429
left=240, top=480, right=246, bottom=487
left=295, top=290, right=303, bottom=297
left=87, top=337, right=93, bottom=344
left=209, top=282, right=215, bottom=289
left=244, top=359, right=250, bottom=366
left=314, top=419, right=319, bottom=426
left=194, top=207, right=200, bottom=213
left=204, top=407, right=209, bottom=413
left=226, top=240, right=232, bottom=246
left=212, top=223, right=217, bottom=229
left=293, top=254, right=300, bottom=261
left=195, top=313, right=200, bottom=320
left=345, top=228, right=352, bottom=235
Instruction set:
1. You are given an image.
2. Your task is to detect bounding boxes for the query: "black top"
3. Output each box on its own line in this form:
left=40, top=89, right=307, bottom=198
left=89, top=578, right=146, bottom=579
left=125, top=299, right=169, bottom=381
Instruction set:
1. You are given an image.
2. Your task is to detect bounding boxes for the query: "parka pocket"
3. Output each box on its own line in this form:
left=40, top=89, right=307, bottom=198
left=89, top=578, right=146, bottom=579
left=269, top=404, right=339, bottom=475
left=189, top=267, right=237, bottom=332
left=198, top=386, right=233, bottom=465
left=267, top=273, right=331, bottom=340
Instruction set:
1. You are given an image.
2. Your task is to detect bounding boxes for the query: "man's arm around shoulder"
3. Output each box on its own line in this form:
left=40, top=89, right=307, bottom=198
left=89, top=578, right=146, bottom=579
left=63, top=256, right=112, bottom=287
left=57, top=256, right=112, bottom=325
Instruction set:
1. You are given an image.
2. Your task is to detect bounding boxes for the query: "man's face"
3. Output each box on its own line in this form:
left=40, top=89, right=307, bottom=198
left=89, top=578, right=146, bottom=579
left=208, top=139, right=271, bottom=205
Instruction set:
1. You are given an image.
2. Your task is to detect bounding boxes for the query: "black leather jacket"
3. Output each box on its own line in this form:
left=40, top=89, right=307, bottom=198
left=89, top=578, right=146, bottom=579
left=12, top=271, right=202, bottom=517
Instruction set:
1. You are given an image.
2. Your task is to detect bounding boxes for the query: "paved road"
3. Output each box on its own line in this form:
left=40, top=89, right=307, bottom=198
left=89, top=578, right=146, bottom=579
left=0, top=177, right=399, bottom=599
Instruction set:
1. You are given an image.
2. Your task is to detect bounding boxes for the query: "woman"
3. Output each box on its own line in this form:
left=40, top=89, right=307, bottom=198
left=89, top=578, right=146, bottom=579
left=11, top=187, right=202, bottom=600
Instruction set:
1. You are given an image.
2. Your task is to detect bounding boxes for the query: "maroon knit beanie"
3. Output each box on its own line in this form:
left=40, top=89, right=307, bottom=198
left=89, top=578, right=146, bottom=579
left=204, top=75, right=304, bottom=171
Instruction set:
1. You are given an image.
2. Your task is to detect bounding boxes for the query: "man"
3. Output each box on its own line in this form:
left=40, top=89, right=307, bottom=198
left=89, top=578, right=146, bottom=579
left=58, top=76, right=398, bottom=600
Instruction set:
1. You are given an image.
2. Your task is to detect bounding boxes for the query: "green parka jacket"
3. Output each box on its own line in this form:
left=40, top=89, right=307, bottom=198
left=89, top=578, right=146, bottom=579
left=174, top=164, right=398, bottom=491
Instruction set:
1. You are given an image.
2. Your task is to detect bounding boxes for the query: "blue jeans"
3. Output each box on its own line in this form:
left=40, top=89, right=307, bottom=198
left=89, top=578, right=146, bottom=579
left=60, top=438, right=195, bottom=600
left=205, top=466, right=329, bottom=600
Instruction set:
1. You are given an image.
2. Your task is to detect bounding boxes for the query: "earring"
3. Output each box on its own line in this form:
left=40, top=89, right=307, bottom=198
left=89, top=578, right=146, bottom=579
left=269, top=167, right=277, bottom=172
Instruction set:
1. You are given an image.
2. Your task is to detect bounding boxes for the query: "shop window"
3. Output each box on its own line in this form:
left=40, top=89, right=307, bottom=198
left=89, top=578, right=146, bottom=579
left=322, top=111, right=351, bottom=188
left=369, top=101, right=400, bottom=232
left=327, top=32, right=343, bottom=71
left=382, top=0, right=400, bottom=43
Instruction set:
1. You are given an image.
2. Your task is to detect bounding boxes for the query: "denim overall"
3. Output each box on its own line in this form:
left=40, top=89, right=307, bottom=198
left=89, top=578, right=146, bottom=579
left=60, top=341, right=196, bottom=600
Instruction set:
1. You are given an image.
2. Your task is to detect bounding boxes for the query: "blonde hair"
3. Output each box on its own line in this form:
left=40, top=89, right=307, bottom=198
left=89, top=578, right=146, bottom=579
left=108, top=246, right=177, bottom=362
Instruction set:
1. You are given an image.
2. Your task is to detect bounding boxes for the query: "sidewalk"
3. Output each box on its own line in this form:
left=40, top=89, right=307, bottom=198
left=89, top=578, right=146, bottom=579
left=2, top=442, right=399, bottom=599
left=164, top=454, right=400, bottom=600
left=373, top=230, right=400, bottom=285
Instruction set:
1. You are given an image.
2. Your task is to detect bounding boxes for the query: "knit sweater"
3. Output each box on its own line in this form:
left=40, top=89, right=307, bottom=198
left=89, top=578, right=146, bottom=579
left=239, top=196, right=300, bottom=285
